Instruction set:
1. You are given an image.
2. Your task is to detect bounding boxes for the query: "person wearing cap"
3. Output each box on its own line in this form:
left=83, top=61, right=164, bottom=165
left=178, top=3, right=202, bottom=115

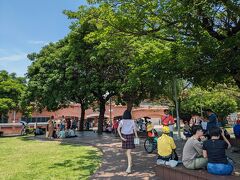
left=161, top=109, right=175, bottom=137
left=157, top=126, right=177, bottom=166
left=182, top=125, right=208, bottom=169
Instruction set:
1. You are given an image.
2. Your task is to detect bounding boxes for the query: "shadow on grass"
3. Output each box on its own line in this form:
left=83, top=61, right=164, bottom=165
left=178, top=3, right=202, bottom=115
left=49, top=160, right=74, bottom=168
left=0, top=135, right=36, bottom=142
left=18, top=135, right=36, bottom=142
left=48, top=151, right=101, bottom=178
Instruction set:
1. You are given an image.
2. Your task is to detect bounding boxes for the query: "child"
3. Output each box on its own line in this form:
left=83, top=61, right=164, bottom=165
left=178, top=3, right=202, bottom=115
left=147, top=121, right=158, bottom=142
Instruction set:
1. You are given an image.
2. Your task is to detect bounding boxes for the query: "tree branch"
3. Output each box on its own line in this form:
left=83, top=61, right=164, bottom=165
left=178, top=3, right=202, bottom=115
left=201, top=16, right=226, bottom=40
left=218, top=0, right=240, bottom=16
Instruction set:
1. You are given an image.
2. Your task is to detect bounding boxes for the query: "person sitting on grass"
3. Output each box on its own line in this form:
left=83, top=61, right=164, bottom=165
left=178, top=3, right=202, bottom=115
left=182, top=125, right=208, bottom=170
left=203, top=127, right=233, bottom=175
left=157, top=126, right=178, bottom=167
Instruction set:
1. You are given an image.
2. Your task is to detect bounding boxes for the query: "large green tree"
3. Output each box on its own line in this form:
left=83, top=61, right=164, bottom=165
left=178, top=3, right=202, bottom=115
left=27, top=38, right=95, bottom=131
left=67, top=6, right=172, bottom=111
left=181, top=86, right=238, bottom=119
left=0, top=70, right=26, bottom=123
left=64, top=7, right=130, bottom=133
left=27, top=6, right=130, bottom=134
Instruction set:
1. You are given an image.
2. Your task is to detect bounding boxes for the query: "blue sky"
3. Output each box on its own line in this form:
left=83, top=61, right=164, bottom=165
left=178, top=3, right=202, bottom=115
left=0, top=0, right=88, bottom=76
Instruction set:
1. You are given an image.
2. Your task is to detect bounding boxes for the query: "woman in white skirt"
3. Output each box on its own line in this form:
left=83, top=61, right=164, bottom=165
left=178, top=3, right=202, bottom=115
left=118, top=110, right=138, bottom=173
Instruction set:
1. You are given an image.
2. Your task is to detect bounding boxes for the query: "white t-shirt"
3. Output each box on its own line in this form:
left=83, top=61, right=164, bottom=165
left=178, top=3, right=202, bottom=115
left=119, top=119, right=135, bottom=135
left=201, top=121, right=208, bottom=130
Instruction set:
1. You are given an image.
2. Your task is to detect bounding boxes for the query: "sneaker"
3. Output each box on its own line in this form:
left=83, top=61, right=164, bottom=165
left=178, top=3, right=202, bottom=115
left=157, top=159, right=165, bottom=165
left=126, top=167, right=131, bottom=173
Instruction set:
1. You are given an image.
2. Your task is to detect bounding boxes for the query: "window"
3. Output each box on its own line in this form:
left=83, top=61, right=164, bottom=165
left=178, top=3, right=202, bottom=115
left=0, top=116, right=8, bottom=123
left=20, top=117, right=50, bottom=123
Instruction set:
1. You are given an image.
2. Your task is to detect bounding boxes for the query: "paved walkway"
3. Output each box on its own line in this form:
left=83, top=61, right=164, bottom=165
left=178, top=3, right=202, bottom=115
left=35, top=132, right=158, bottom=180
left=34, top=132, right=240, bottom=179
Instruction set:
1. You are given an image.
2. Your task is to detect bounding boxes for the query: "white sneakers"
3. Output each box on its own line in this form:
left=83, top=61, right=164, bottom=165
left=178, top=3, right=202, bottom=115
left=156, top=159, right=178, bottom=167
left=126, top=166, right=131, bottom=173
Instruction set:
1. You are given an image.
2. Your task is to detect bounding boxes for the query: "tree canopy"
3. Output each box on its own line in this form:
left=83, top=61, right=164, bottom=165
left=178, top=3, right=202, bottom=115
left=87, top=0, right=240, bottom=88
left=181, top=86, right=238, bottom=119
left=0, top=70, right=26, bottom=122
left=25, top=1, right=240, bottom=132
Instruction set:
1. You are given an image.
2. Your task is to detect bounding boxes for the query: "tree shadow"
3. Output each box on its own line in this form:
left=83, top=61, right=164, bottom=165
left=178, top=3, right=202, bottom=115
left=18, top=135, right=36, bottom=142
left=48, top=151, right=101, bottom=178
left=49, top=159, right=74, bottom=168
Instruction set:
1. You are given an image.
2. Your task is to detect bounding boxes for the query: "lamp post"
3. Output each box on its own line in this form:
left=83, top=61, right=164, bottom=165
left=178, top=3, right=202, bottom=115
left=109, top=97, right=112, bottom=123
left=104, top=91, right=111, bottom=123
left=13, top=110, right=16, bottom=123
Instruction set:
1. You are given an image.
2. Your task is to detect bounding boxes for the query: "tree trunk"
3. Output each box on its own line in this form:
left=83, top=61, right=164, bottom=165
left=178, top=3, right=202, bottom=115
left=79, top=104, right=85, bottom=131
left=127, top=101, right=133, bottom=112
left=98, top=100, right=106, bottom=134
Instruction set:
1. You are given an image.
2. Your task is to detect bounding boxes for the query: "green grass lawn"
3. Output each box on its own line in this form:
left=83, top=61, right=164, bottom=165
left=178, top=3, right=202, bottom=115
left=0, top=136, right=102, bottom=180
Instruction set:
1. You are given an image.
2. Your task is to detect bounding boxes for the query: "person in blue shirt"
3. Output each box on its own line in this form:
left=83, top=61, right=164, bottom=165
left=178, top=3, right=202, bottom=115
left=205, top=109, right=218, bottom=131
left=233, top=120, right=240, bottom=139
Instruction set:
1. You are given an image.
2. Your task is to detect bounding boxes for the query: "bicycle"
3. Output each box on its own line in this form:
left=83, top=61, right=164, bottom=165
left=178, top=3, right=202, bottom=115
left=20, top=121, right=30, bottom=135
left=144, top=122, right=159, bottom=153
left=144, top=136, right=158, bottom=153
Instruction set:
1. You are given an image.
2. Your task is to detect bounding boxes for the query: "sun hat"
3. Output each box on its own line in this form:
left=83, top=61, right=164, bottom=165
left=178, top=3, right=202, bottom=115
left=162, top=126, right=170, bottom=134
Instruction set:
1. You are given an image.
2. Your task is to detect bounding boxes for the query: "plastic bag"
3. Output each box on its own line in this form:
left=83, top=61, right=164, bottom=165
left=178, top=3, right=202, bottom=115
left=134, top=137, right=140, bottom=145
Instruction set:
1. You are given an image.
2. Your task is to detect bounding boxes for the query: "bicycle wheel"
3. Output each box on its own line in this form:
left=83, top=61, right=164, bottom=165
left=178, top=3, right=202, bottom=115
left=144, top=138, right=154, bottom=153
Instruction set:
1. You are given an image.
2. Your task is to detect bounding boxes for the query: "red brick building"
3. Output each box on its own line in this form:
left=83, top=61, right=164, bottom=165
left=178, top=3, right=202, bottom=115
left=8, top=104, right=166, bottom=124
left=0, top=104, right=166, bottom=136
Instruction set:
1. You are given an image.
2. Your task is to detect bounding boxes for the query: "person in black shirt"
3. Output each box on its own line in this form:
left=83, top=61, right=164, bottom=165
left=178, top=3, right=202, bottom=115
left=203, top=127, right=233, bottom=175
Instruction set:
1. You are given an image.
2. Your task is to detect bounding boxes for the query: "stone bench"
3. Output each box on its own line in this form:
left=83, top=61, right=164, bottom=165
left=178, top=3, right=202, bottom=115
left=155, top=164, right=239, bottom=180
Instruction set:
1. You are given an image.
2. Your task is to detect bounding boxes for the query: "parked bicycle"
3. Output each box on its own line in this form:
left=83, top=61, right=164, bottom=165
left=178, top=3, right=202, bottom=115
left=144, top=121, right=160, bottom=153
left=20, top=121, right=30, bottom=135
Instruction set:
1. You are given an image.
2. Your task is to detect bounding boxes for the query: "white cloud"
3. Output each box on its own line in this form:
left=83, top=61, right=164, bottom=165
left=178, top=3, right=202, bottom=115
left=28, top=40, right=49, bottom=45
left=0, top=53, right=27, bottom=62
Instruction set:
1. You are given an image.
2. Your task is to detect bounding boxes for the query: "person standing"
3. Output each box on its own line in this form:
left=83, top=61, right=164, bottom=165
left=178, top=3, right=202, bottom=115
left=161, top=109, right=175, bottom=137
left=205, top=109, right=218, bottom=132
left=47, top=116, right=54, bottom=139
left=118, top=110, right=138, bottom=174
left=200, top=117, right=208, bottom=134
left=233, top=120, right=240, bottom=139
left=113, top=119, right=119, bottom=136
